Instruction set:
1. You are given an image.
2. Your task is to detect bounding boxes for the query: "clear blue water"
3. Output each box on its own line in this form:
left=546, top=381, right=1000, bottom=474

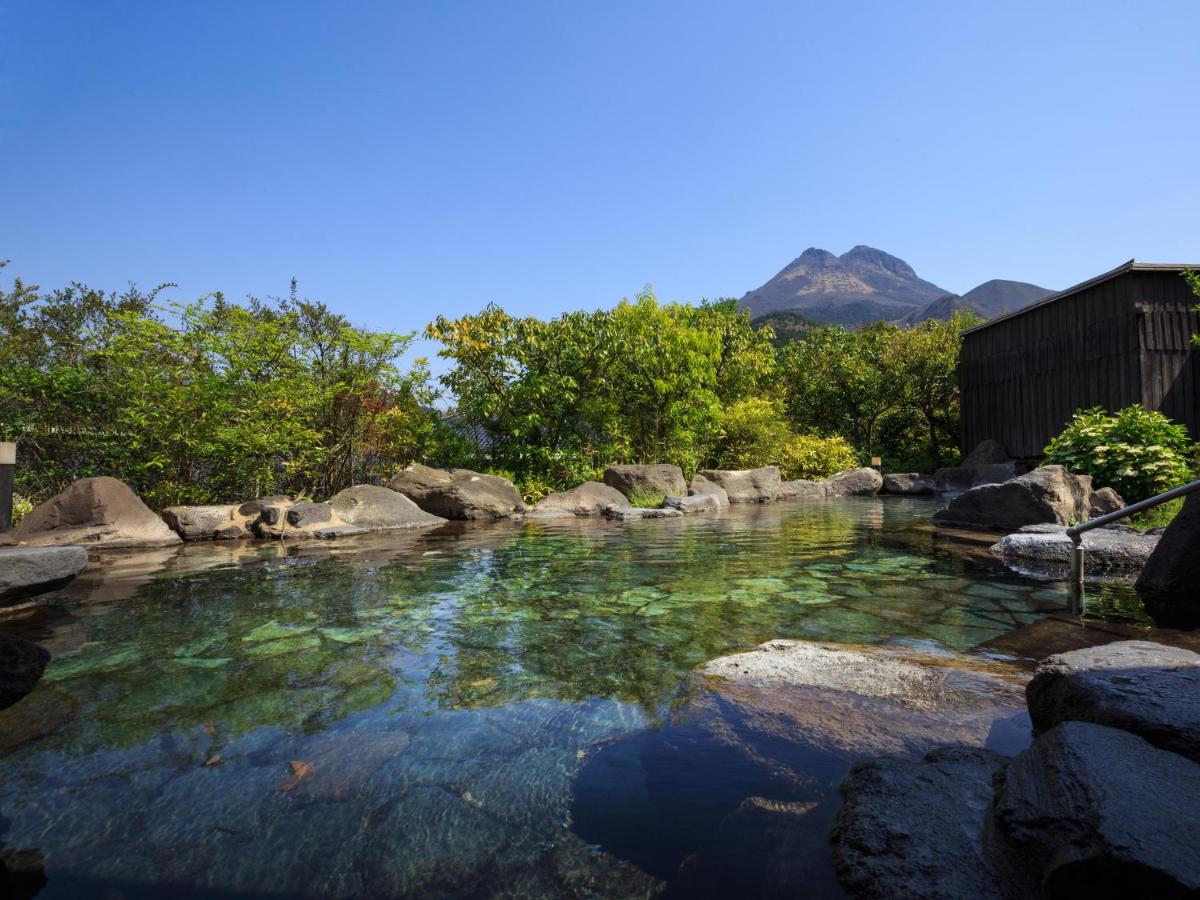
left=0, top=498, right=1146, bottom=898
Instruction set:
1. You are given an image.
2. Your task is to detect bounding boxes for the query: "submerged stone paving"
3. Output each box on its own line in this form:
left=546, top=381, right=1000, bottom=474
left=0, top=499, right=1170, bottom=897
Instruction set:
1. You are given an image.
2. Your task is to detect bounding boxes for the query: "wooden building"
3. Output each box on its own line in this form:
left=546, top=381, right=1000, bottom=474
left=959, top=260, right=1199, bottom=459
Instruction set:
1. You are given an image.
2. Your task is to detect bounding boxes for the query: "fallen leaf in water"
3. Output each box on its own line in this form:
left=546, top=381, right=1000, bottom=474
left=204, top=754, right=222, bottom=768
left=469, top=678, right=496, bottom=689
left=279, top=760, right=315, bottom=792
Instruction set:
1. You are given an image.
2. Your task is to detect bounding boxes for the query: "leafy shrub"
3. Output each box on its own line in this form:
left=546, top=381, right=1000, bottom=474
left=627, top=489, right=665, bottom=509
left=714, top=398, right=859, bottom=480
left=1044, top=405, right=1196, bottom=502
left=11, top=493, right=33, bottom=525
left=776, top=433, right=861, bottom=481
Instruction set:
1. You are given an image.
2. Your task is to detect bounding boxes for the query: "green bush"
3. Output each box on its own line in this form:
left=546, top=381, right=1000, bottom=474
left=1044, top=405, right=1197, bottom=502
left=11, top=494, right=33, bottom=525
left=776, top=433, right=861, bottom=481
left=713, top=398, right=859, bottom=480
left=627, top=489, right=665, bottom=509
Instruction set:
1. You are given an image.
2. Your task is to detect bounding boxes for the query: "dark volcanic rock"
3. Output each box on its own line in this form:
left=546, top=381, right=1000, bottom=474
left=1025, top=640, right=1200, bottom=763
left=1, top=476, right=180, bottom=548
left=961, top=439, right=1011, bottom=467
left=327, top=485, right=446, bottom=530
left=991, top=526, right=1157, bottom=576
left=387, top=464, right=525, bottom=520
left=161, top=504, right=241, bottom=541
left=822, top=467, right=883, bottom=497
left=692, top=640, right=1029, bottom=761
left=528, top=482, right=631, bottom=517
left=601, top=464, right=687, bottom=500
left=933, top=465, right=1096, bottom=531
left=0, top=546, right=88, bottom=603
left=0, top=632, right=50, bottom=711
left=832, top=747, right=1030, bottom=900
left=928, top=462, right=1017, bottom=493
left=687, top=474, right=730, bottom=507
left=776, top=479, right=827, bottom=500
left=1088, top=486, right=1125, bottom=518
left=882, top=472, right=933, bottom=495
left=286, top=501, right=333, bottom=528
left=994, top=721, right=1200, bottom=896
left=663, top=492, right=726, bottom=514
left=696, top=467, right=781, bottom=504
left=1136, top=491, right=1200, bottom=609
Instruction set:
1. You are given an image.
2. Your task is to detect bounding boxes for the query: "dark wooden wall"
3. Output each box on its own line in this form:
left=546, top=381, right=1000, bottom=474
left=959, top=270, right=1199, bottom=458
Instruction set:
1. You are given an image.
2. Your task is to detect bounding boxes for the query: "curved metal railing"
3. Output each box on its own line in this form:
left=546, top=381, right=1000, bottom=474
left=1066, top=477, right=1200, bottom=589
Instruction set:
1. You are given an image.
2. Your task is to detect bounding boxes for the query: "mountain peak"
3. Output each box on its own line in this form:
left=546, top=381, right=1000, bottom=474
left=786, top=247, right=838, bottom=269
left=741, top=244, right=947, bottom=326
left=839, top=245, right=917, bottom=278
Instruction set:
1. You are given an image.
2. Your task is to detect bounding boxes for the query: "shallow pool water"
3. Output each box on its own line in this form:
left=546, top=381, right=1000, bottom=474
left=0, top=498, right=1153, bottom=898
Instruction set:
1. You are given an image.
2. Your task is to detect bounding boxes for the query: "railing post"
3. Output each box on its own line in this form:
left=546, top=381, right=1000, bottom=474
left=1068, top=531, right=1085, bottom=614
left=0, top=442, right=14, bottom=533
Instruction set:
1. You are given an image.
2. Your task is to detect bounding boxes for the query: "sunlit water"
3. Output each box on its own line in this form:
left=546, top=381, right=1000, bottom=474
left=0, top=498, right=1154, bottom=898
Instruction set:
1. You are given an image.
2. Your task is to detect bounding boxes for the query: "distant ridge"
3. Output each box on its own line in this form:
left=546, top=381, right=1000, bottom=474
left=740, top=245, right=1054, bottom=329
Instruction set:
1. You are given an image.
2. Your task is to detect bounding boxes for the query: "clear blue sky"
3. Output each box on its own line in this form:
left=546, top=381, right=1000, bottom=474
left=2, top=0, right=1198, bottom=345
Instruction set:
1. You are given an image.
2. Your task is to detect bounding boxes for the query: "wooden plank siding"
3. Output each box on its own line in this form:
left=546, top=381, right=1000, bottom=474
left=959, top=264, right=1199, bottom=459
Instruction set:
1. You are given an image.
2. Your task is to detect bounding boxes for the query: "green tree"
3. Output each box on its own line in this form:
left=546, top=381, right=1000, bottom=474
left=0, top=264, right=441, bottom=508
left=778, top=322, right=907, bottom=460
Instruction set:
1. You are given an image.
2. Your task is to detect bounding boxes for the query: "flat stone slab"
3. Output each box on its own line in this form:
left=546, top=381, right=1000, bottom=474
left=832, top=747, right=1031, bottom=900
left=692, top=640, right=1029, bottom=761
left=1026, top=640, right=1200, bottom=763
left=0, top=546, right=88, bottom=604
left=991, top=526, right=1158, bottom=577
left=604, top=506, right=683, bottom=520
left=995, top=721, right=1200, bottom=896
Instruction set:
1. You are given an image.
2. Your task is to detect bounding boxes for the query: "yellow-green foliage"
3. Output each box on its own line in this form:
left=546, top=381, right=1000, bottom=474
left=627, top=489, right=666, bottom=509
left=714, top=398, right=858, bottom=480
left=1044, top=405, right=1197, bottom=502
left=11, top=494, right=33, bottom=524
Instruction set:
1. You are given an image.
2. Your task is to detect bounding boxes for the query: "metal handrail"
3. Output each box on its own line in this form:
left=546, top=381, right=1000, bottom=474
left=1066, top=477, right=1200, bottom=590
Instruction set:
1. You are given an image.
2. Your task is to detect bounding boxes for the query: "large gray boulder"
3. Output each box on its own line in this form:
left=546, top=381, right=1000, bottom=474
left=688, top=474, right=730, bottom=505
left=0, top=632, right=50, bottom=711
left=962, top=438, right=1011, bottom=467
left=697, top=467, right=781, bottom=504
left=528, top=482, right=631, bottom=517
left=693, top=639, right=1028, bottom=759
left=663, top=492, right=726, bottom=514
left=0, top=477, right=180, bottom=548
left=1089, top=486, right=1125, bottom=518
left=665, top=474, right=731, bottom=513
left=387, top=464, right=524, bottom=520
left=0, top=547, right=88, bottom=604
left=991, top=525, right=1158, bottom=576
left=601, top=464, right=686, bottom=499
left=1136, top=491, right=1200, bottom=608
left=328, top=485, right=446, bottom=530
left=933, top=465, right=1096, bottom=531
left=1025, top=640, right=1200, bottom=763
left=927, top=462, right=1018, bottom=493
left=822, top=467, right=883, bottom=497
left=161, top=504, right=243, bottom=541
left=882, top=472, right=934, bottom=495
left=776, top=479, right=827, bottom=500
left=994, top=721, right=1200, bottom=896
left=832, top=747, right=1030, bottom=900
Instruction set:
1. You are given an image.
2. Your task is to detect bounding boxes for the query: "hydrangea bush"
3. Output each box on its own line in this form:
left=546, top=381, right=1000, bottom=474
left=1043, top=405, right=1196, bottom=502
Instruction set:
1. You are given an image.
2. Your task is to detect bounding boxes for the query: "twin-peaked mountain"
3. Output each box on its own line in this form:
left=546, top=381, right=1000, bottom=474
left=740, top=245, right=1053, bottom=328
